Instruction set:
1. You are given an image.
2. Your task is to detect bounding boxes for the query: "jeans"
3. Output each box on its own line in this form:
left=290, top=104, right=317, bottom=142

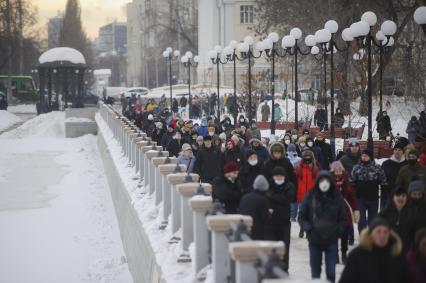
left=357, top=198, right=379, bottom=233
left=291, top=202, right=299, bottom=219
left=309, top=242, right=338, bottom=283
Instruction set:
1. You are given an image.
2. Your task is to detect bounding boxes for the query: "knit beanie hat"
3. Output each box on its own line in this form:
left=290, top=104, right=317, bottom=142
left=393, top=143, right=404, bottom=150
left=361, top=149, right=374, bottom=160
left=224, top=161, right=238, bottom=174
left=287, top=143, right=297, bottom=152
left=272, top=166, right=286, bottom=177
left=408, top=179, right=425, bottom=194
left=369, top=217, right=390, bottom=234
left=253, top=175, right=269, bottom=192
left=181, top=143, right=191, bottom=151
left=208, top=127, right=216, bottom=133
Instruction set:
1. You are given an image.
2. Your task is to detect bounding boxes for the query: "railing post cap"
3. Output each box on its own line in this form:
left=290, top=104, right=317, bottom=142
left=152, top=156, right=176, bottom=167
left=228, top=241, right=285, bottom=262
left=159, top=164, right=183, bottom=174
left=206, top=214, right=253, bottom=233
left=177, top=182, right=212, bottom=197
left=166, top=173, right=199, bottom=185
left=189, top=195, right=213, bottom=212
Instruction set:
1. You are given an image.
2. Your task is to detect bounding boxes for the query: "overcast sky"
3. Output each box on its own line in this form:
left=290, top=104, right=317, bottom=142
left=33, top=0, right=129, bottom=39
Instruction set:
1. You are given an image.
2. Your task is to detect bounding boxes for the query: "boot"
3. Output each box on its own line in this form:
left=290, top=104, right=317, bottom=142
left=341, top=251, right=347, bottom=265
left=298, top=228, right=304, bottom=238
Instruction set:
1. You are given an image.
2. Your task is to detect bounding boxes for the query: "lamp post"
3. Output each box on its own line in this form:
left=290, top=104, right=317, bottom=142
left=208, top=45, right=228, bottom=122
left=163, top=47, right=180, bottom=110
left=346, top=11, right=396, bottom=152
left=181, top=51, right=200, bottom=119
left=281, top=28, right=314, bottom=132
left=375, top=31, right=394, bottom=113
left=223, top=41, right=241, bottom=125
left=414, top=6, right=426, bottom=33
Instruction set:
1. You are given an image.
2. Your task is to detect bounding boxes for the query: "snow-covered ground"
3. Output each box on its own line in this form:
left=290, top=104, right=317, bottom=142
left=0, top=112, right=132, bottom=283
left=0, top=110, right=22, bottom=132
left=7, top=104, right=37, bottom=114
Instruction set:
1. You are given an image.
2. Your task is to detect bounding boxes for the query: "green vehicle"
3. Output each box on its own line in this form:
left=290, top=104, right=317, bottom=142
left=0, top=76, right=38, bottom=102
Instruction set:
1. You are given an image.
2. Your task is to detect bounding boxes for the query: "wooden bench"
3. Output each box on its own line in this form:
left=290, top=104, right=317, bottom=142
left=342, top=140, right=392, bottom=159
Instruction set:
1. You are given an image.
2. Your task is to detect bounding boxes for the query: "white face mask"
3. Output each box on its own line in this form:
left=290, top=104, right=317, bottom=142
left=274, top=179, right=285, bottom=185
left=248, top=159, right=258, bottom=166
left=284, top=139, right=290, bottom=145
left=319, top=179, right=331, bottom=192
left=307, top=141, right=313, bottom=147
left=209, top=132, right=215, bottom=136
left=300, top=143, right=306, bottom=148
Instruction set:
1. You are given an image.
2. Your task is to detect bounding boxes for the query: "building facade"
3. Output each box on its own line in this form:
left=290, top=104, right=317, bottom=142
left=96, top=22, right=128, bottom=54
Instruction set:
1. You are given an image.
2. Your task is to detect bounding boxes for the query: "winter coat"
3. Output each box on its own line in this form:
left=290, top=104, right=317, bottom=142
left=177, top=153, right=196, bottom=173
left=239, top=191, right=270, bottom=240
left=261, top=103, right=270, bottom=122
left=250, top=144, right=269, bottom=163
left=406, top=119, right=421, bottom=142
left=151, top=129, right=164, bottom=144
left=381, top=156, right=408, bottom=197
left=221, top=148, right=246, bottom=168
left=334, top=112, right=345, bottom=128
left=379, top=203, right=418, bottom=254
left=267, top=180, right=296, bottom=224
left=339, top=229, right=409, bottom=283
left=395, top=163, right=426, bottom=191
left=298, top=172, right=347, bottom=247
left=376, top=114, right=392, bottom=137
left=212, top=176, right=243, bottom=214
left=166, top=138, right=184, bottom=157
left=264, top=143, right=297, bottom=185
left=406, top=244, right=426, bottom=283
left=197, top=126, right=209, bottom=137
left=294, top=161, right=320, bottom=203
left=160, top=131, right=174, bottom=150
left=179, top=96, right=187, bottom=107
left=339, top=151, right=361, bottom=176
left=273, top=105, right=283, bottom=121
left=419, top=112, right=426, bottom=138
left=314, top=140, right=333, bottom=170
left=333, top=173, right=358, bottom=226
left=351, top=160, right=387, bottom=201
left=172, top=99, right=179, bottom=113
left=314, top=109, right=327, bottom=126
left=239, top=162, right=264, bottom=194
left=194, top=146, right=222, bottom=183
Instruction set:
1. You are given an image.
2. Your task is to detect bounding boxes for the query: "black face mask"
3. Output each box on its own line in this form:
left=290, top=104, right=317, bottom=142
left=303, top=157, right=312, bottom=164
left=408, top=159, right=417, bottom=166
left=362, top=160, right=370, bottom=165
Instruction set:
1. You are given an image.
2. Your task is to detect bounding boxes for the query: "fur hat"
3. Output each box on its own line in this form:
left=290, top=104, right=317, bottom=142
left=369, top=217, right=390, bottom=233
left=287, top=143, right=297, bottom=152
left=253, top=175, right=269, bottom=191
left=269, top=142, right=285, bottom=154
left=181, top=143, right=191, bottom=151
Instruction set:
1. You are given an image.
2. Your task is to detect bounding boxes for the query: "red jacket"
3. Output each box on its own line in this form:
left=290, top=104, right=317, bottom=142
left=295, top=161, right=319, bottom=203
left=419, top=153, right=426, bottom=167
left=333, top=172, right=358, bottom=226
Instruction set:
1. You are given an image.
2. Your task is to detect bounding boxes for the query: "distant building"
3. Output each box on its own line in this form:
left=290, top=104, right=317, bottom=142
left=96, top=22, right=128, bottom=55
left=47, top=13, right=64, bottom=49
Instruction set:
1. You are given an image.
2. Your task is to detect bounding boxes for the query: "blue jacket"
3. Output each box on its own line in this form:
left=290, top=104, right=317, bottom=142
left=197, top=126, right=209, bottom=137
left=177, top=153, right=196, bottom=173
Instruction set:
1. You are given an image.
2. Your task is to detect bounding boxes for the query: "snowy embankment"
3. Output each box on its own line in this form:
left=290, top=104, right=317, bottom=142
left=0, top=110, right=22, bottom=132
left=7, top=104, right=37, bottom=114
left=0, top=112, right=132, bottom=283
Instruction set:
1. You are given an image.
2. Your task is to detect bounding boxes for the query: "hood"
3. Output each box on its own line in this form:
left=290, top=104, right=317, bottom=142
left=358, top=229, right=402, bottom=257
left=313, top=170, right=337, bottom=192
left=268, top=142, right=286, bottom=158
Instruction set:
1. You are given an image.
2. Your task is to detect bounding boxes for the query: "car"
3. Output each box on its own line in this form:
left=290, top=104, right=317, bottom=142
left=120, top=87, right=150, bottom=98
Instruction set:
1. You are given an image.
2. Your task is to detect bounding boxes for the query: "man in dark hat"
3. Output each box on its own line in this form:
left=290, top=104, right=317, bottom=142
left=339, top=138, right=361, bottom=174
left=381, top=143, right=408, bottom=209
left=212, top=161, right=243, bottom=214
left=351, top=149, right=387, bottom=233
left=396, top=149, right=426, bottom=191
left=194, top=135, right=222, bottom=184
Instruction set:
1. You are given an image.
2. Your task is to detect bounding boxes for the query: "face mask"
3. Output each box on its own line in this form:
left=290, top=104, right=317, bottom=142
left=319, top=180, right=331, bottom=192
left=284, top=140, right=290, bottom=145
left=209, top=132, right=215, bottom=136
left=248, top=159, right=258, bottom=166
left=227, top=176, right=236, bottom=183
left=240, top=119, right=244, bottom=123
left=408, top=159, right=417, bottom=166
left=292, top=135, right=298, bottom=141
left=300, top=143, right=306, bottom=148
left=362, top=160, right=370, bottom=165
left=303, top=157, right=312, bottom=164
left=274, top=179, right=285, bottom=186
left=307, top=141, right=313, bottom=147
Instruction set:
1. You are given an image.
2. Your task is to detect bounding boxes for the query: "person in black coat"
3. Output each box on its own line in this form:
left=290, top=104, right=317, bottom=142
left=266, top=166, right=296, bottom=272
left=239, top=150, right=264, bottom=194
left=376, top=110, right=392, bottom=140
left=212, top=161, right=243, bottom=214
left=314, top=105, right=328, bottom=131
left=334, top=107, right=345, bottom=128
left=314, top=133, right=333, bottom=170
left=239, top=175, right=270, bottom=240
left=0, top=95, right=8, bottom=110
left=194, top=136, right=222, bottom=183
left=160, top=125, right=175, bottom=150
left=264, top=142, right=297, bottom=186
left=221, top=139, right=246, bottom=168
left=339, top=217, right=410, bottom=283
left=380, top=143, right=407, bottom=209
left=379, top=187, right=417, bottom=255
left=166, top=130, right=184, bottom=157
left=151, top=122, right=164, bottom=144
left=298, top=171, right=347, bottom=283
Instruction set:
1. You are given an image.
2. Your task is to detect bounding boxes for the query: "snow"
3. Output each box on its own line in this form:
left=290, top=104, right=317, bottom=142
left=0, top=110, right=22, bottom=132
left=0, top=115, right=132, bottom=282
left=1, top=111, right=65, bottom=139
left=39, top=47, right=86, bottom=65
left=94, top=69, right=112, bottom=76
left=66, top=117, right=94, bottom=123
left=7, top=104, right=37, bottom=114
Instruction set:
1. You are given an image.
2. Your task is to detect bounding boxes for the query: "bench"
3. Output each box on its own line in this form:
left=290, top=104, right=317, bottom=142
left=342, top=140, right=392, bottom=159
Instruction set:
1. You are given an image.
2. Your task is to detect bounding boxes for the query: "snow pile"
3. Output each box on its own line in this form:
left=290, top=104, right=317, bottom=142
left=7, top=104, right=37, bottom=114
left=1, top=111, right=64, bottom=139
left=65, top=117, right=94, bottom=123
left=0, top=110, right=22, bottom=132
left=39, top=47, right=86, bottom=64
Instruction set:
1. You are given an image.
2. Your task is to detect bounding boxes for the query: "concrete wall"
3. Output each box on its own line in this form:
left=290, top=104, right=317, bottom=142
left=97, top=130, right=162, bottom=283
left=65, top=107, right=98, bottom=120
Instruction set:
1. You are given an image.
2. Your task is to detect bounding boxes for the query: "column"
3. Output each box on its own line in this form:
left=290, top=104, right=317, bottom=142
left=151, top=156, right=177, bottom=205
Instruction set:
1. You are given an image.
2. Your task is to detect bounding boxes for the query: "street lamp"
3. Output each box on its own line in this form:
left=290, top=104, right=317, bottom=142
left=181, top=51, right=199, bottom=119
left=281, top=28, right=313, bottom=132
left=237, top=36, right=262, bottom=122
left=414, top=6, right=426, bottom=32
left=223, top=40, right=241, bottom=125
left=347, top=11, right=396, bottom=152
left=163, top=47, right=180, bottom=111
left=209, top=45, right=227, bottom=122
left=375, top=31, right=394, bottom=114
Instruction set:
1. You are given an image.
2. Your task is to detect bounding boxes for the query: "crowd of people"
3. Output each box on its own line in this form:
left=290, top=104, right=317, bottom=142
left=121, top=97, right=426, bottom=283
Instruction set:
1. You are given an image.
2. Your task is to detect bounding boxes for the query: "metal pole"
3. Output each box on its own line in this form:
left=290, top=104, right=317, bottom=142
left=294, top=45, right=299, bottom=131
left=323, top=54, right=328, bottom=124
left=367, top=35, right=373, bottom=153
left=379, top=44, right=383, bottom=114
left=271, top=50, right=276, bottom=134
left=216, top=60, right=221, bottom=122
left=169, top=56, right=173, bottom=111
left=330, top=42, right=336, bottom=159
left=233, top=56, right=237, bottom=125
left=188, top=64, right=192, bottom=119
left=248, top=50, right=252, bottom=122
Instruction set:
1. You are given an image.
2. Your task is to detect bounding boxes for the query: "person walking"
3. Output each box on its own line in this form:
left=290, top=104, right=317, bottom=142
left=261, top=101, right=270, bottom=122
left=239, top=175, right=270, bottom=240
left=264, top=142, right=297, bottom=185
left=239, top=150, right=264, bottom=194
left=406, top=228, right=426, bottom=283
left=298, top=171, right=347, bottom=283
left=177, top=143, right=196, bottom=173
left=212, top=161, right=243, bottom=214
left=351, top=149, right=387, bottom=233
left=395, top=149, right=426, bottom=191
left=266, top=166, right=296, bottom=272
left=194, top=136, right=222, bottom=184
left=376, top=111, right=392, bottom=140
left=406, top=116, right=421, bottom=143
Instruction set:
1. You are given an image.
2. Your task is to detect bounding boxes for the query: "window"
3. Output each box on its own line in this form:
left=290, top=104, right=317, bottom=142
left=312, top=74, right=321, bottom=90
left=240, top=5, right=254, bottom=24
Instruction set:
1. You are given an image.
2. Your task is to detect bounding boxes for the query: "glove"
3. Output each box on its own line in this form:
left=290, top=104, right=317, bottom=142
left=353, top=210, right=360, bottom=224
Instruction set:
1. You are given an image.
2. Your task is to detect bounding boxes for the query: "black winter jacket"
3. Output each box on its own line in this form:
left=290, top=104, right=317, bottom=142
left=264, top=157, right=297, bottom=186
left=239, top=162, right=264, bottom=194
left=194, top=146, right=222, bottom=183
left=239, top=191, right=270, bottom=240
left=267, top=180, right=296, bottom=225
left=212, top=176, right=243, bottom=214
left=381, top=156, right=407, bottom=196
